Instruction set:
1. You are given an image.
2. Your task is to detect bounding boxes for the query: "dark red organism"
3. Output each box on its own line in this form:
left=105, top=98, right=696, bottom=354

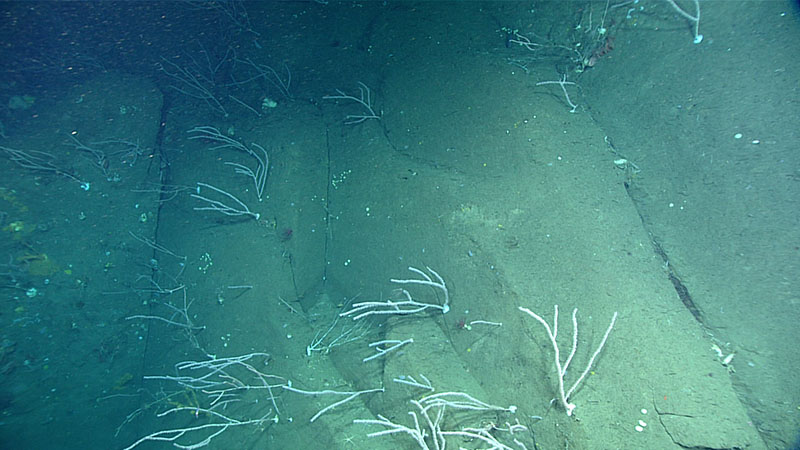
left=455, top=317, right=467, bottom=330
left=279, top=228, right=293, bottom=242
left=587, top=35, right=615, bottom=67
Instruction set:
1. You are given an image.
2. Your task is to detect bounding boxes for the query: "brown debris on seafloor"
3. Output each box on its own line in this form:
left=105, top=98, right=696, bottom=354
left=586, top=35, right=615, bottom=68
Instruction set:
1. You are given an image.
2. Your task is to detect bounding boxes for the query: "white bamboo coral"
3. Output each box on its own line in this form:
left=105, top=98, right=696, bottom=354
left=340, top=266, right=450, bottom=320
left=518, top=305, right=617, bottom=416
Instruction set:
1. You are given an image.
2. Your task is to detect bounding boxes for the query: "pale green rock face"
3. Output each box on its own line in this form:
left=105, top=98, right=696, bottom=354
left=8, top=94, right=35, bottom=110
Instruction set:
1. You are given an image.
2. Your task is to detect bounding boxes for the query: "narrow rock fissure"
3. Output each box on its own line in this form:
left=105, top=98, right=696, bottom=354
left=622, top=181, right=705, bottom=326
